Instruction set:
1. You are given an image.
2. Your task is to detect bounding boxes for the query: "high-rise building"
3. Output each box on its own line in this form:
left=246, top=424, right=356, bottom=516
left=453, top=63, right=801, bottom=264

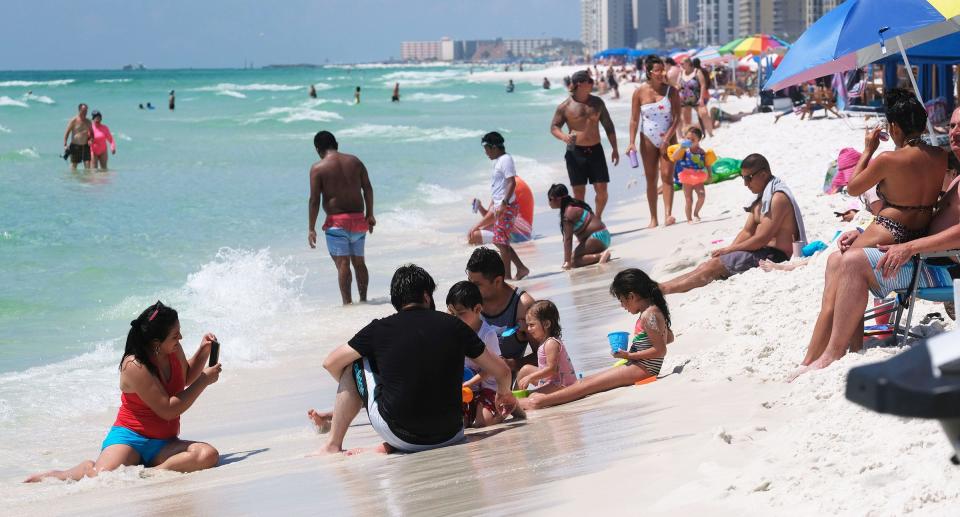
left=400, top=40, right=443, bottom=61
left=698, top=0, right=740, bottom=46
left=582, top=0, right=603, bottom=54
left=634, top=0, right=666, bottom=48
left=582, top=0, right=635, bottom=53
left=738, top=0, right=776, bottom=36
left=775, top=0, right=805, bottom=41
left=665, top=0, right=700, bottom=46
left=804, top=0, right=839, bottom=27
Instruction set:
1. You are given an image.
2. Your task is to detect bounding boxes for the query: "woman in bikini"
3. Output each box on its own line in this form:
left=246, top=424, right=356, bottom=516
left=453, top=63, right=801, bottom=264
left=628, top=55, right=682, bottom=228
left=548, top=183, right=611, bottom=270
left=844, top=88, right=948, bottom=249
left=796, top=89, right=948, bottom=372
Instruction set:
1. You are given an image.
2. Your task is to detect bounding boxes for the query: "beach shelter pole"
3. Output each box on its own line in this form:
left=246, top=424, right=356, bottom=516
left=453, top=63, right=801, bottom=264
left=894, top=35, right=937, bottom=136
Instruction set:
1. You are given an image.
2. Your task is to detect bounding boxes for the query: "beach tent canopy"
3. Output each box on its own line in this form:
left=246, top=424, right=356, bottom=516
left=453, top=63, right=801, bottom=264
left=593, top=48, right=633, bottom=59
left=876, top=30, right=960, bottom=65
left=628, top=48, right=661, bottom=59
left=765, top=0, right=960, bottom=91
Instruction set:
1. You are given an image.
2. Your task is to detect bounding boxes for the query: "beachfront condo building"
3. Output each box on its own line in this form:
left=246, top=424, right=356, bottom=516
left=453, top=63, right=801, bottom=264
left=738, top=0, right=776, bottom=36
left=697, top=0, right=740, bottom=46
left=633, top=0, right=668, bottom=48
left=400, top=40, right=444, bottom=61
left=581, top=0, right=635, bottom=54
left=804, top=0, right=840, bottom=28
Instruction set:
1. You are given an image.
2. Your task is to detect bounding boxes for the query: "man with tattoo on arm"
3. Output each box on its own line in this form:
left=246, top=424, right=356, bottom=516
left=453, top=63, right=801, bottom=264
left=550, top=70, right=620, bottom=219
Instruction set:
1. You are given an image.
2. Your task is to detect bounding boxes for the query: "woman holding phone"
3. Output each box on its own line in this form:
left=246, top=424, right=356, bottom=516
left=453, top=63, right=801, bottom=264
left=25, top=301, right=222, bottom=482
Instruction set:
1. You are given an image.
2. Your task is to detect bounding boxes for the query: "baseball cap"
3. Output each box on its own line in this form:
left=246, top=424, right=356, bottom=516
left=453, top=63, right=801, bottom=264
left=571, top=70, right=594, bottom=84
left=91, top=110, right=102, bottom=118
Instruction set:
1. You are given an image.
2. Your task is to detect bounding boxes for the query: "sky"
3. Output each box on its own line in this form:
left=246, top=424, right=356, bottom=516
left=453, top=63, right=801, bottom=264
left=1, top=0, right=582, bottom=70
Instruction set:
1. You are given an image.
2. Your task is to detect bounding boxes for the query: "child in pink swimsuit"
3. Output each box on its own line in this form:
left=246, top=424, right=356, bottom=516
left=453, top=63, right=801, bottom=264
left=517, top=300, right=577, bottom=393
left=89, top=110, right=116, bottom=170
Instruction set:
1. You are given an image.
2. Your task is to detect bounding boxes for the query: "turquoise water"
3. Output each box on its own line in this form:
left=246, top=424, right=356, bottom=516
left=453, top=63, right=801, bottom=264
left=0, top=66, right=571, bottom=375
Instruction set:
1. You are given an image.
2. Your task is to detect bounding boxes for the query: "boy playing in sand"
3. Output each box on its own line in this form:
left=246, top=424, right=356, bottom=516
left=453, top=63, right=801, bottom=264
left=446, top=281, right=515, bottom=427
left=669, top=127, right=712, bottom=223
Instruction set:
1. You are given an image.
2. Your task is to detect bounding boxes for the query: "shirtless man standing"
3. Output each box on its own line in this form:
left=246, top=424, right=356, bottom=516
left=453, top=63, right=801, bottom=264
left=551, top=70, right=620, bottom=219
left=63, top=103, right=92, bottom=170
left=308, top=131, right=376, bottom=305
left=660, top=154, right=806, bottom=294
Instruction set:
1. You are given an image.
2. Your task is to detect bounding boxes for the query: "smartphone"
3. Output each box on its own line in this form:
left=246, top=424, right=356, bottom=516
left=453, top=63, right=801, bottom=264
left=878, top=131, right=889, bottom=141
left=208, top=341, right=220, bottom=367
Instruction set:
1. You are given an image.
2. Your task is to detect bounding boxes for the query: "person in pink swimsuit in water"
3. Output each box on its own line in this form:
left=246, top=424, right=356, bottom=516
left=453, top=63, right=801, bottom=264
left=90, top=110, right=116, bottom=170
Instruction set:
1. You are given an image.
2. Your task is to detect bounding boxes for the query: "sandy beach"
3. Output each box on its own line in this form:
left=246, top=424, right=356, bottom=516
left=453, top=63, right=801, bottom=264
left=6, top=67, right=960, bottom=516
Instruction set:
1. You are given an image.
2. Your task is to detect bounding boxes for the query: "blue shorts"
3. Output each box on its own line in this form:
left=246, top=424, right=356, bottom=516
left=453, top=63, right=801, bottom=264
left=863, top=248, right=955, bottom=298
left=101, top=426, right=170, bottom=465
left=325, top=228, right=366, bottom=257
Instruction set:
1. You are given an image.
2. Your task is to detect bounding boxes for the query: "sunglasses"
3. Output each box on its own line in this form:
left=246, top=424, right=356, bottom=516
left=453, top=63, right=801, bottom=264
left=741, top=169, right=765, bottom=183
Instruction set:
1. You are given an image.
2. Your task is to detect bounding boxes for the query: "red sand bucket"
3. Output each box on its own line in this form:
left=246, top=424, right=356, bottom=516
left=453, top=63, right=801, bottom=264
left=678, top=168, right=708, bottom=186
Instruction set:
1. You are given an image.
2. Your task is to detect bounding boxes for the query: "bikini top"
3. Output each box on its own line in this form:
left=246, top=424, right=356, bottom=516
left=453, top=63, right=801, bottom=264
left=876, top=180, right=937, bottom=213
left=569, top=207, right=592, bottom=234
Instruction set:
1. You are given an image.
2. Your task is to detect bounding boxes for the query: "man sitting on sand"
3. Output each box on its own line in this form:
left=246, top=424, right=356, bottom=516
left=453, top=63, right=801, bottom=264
left=660, top=153, right=807, bottom=295
left=307, top=264, right=517, bottom=454
left=794, top=106, right=960, bottom=378
left=466, top=247, right=537, bottom=372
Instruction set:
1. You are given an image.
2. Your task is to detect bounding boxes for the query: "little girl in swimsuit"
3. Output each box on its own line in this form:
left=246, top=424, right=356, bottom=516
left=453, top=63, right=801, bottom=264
left=547, top=183, right=612, bottom=270
left=669, top=127, right=712, bottom=223
left=610, top=269, right=671, bottom=381
left=517, top=300, right=577, bottom=393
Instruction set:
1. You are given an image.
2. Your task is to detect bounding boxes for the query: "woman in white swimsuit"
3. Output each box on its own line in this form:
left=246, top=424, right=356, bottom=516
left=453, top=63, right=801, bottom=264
left=627, top=55, right=682, bottom=227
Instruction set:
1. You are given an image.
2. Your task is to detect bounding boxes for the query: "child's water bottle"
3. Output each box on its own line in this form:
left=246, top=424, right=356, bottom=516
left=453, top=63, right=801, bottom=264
left=627, top=149, right=639, bottom=168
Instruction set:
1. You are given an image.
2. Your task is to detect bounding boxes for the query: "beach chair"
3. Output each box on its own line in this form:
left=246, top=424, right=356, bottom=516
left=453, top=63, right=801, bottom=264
left=864, top=251, right=960, bottom=345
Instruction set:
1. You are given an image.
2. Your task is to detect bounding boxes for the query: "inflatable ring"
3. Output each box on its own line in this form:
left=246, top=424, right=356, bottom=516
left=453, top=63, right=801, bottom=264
left=678, top=169, right=709, bottom=186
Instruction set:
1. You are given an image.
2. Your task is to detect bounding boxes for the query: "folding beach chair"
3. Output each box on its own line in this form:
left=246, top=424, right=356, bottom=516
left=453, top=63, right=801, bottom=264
left=865, top=251, right=960, bottom=345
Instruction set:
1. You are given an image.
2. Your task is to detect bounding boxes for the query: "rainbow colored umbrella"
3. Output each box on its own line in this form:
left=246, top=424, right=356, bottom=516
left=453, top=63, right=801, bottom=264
left=732, top=34, right=790, bottom=57
left=717, top=37, right=747, bottom=56
left=766, top=0, right=960, bottom=91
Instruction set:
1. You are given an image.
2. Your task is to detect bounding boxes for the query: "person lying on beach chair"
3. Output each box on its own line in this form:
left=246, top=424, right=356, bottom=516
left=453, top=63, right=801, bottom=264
left=520, top=269, right=671, bottom=410
left=792, top=107, right=960, bottom=379
left=809, top=85, right=841, bottom=119
left=659, top=153, right=806, bottom=295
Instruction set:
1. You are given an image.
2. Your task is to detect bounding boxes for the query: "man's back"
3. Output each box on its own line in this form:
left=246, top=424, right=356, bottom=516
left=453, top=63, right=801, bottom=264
left=311, top=152, right=366, bottom=215
left=348, top=309, right=485, bottom=443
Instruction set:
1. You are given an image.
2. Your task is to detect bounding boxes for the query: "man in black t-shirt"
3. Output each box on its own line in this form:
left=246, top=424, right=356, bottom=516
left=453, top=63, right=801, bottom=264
left=309, top=264, right=517, bottom=454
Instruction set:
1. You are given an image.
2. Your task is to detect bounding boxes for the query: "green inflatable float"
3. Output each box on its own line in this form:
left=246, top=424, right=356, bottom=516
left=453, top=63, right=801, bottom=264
left=671, top=157, right=742, bottom=191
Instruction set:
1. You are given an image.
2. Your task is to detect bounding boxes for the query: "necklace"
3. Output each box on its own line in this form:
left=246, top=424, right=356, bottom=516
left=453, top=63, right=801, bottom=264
left=903, top=136, right=922, bottom=147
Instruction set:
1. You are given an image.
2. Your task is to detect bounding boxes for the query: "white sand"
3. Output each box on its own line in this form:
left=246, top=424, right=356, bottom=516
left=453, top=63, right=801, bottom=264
left=6, top=67, right=959, bottom=516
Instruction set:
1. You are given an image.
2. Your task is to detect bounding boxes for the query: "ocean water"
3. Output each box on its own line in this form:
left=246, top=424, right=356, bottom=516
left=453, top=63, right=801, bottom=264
left=0, top=66, right=586, bottom=463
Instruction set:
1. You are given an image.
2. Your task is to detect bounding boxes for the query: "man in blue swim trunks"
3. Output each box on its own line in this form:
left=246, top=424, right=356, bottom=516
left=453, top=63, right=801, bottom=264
left=308, top=130, right=376, bottom=305
left=794, top=106, right=960, bottom=379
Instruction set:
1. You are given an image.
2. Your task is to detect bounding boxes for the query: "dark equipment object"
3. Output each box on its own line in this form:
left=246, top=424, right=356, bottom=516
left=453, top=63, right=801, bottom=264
left=846, top=336, right=960, bottom=465
left=208, top=341, right=220, bottom=367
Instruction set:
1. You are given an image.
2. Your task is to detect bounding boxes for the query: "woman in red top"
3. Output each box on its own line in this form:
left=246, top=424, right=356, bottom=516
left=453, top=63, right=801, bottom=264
left=25, top=301, right=222, bottom=482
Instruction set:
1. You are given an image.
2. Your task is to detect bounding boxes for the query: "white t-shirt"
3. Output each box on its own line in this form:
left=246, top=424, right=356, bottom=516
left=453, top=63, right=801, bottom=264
left=491, top=154, right=517, bottom=205
left=465, top=321, right=502, bottom=391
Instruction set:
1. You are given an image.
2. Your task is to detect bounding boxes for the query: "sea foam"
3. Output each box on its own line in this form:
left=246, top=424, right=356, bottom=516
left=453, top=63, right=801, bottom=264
left=0, top=79, right=75, bottom=88
left=0, top=96, right=29, bottom=108
left=338, top=124, right=483, bottom=142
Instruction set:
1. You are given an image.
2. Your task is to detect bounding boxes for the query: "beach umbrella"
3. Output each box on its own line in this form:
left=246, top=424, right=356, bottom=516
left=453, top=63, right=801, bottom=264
left=718, top=37, right=748, bottom=55
left=764, top=0, right=960, bottom=134
left=737, top=55, right=759, bottom=72
left=593, top=48, right=633, bottom=59
left=693, top=45, right=725, bottom=65
left=733, top=34, right=790, bottom=57
left=765, top=0, right=960, bottom=91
